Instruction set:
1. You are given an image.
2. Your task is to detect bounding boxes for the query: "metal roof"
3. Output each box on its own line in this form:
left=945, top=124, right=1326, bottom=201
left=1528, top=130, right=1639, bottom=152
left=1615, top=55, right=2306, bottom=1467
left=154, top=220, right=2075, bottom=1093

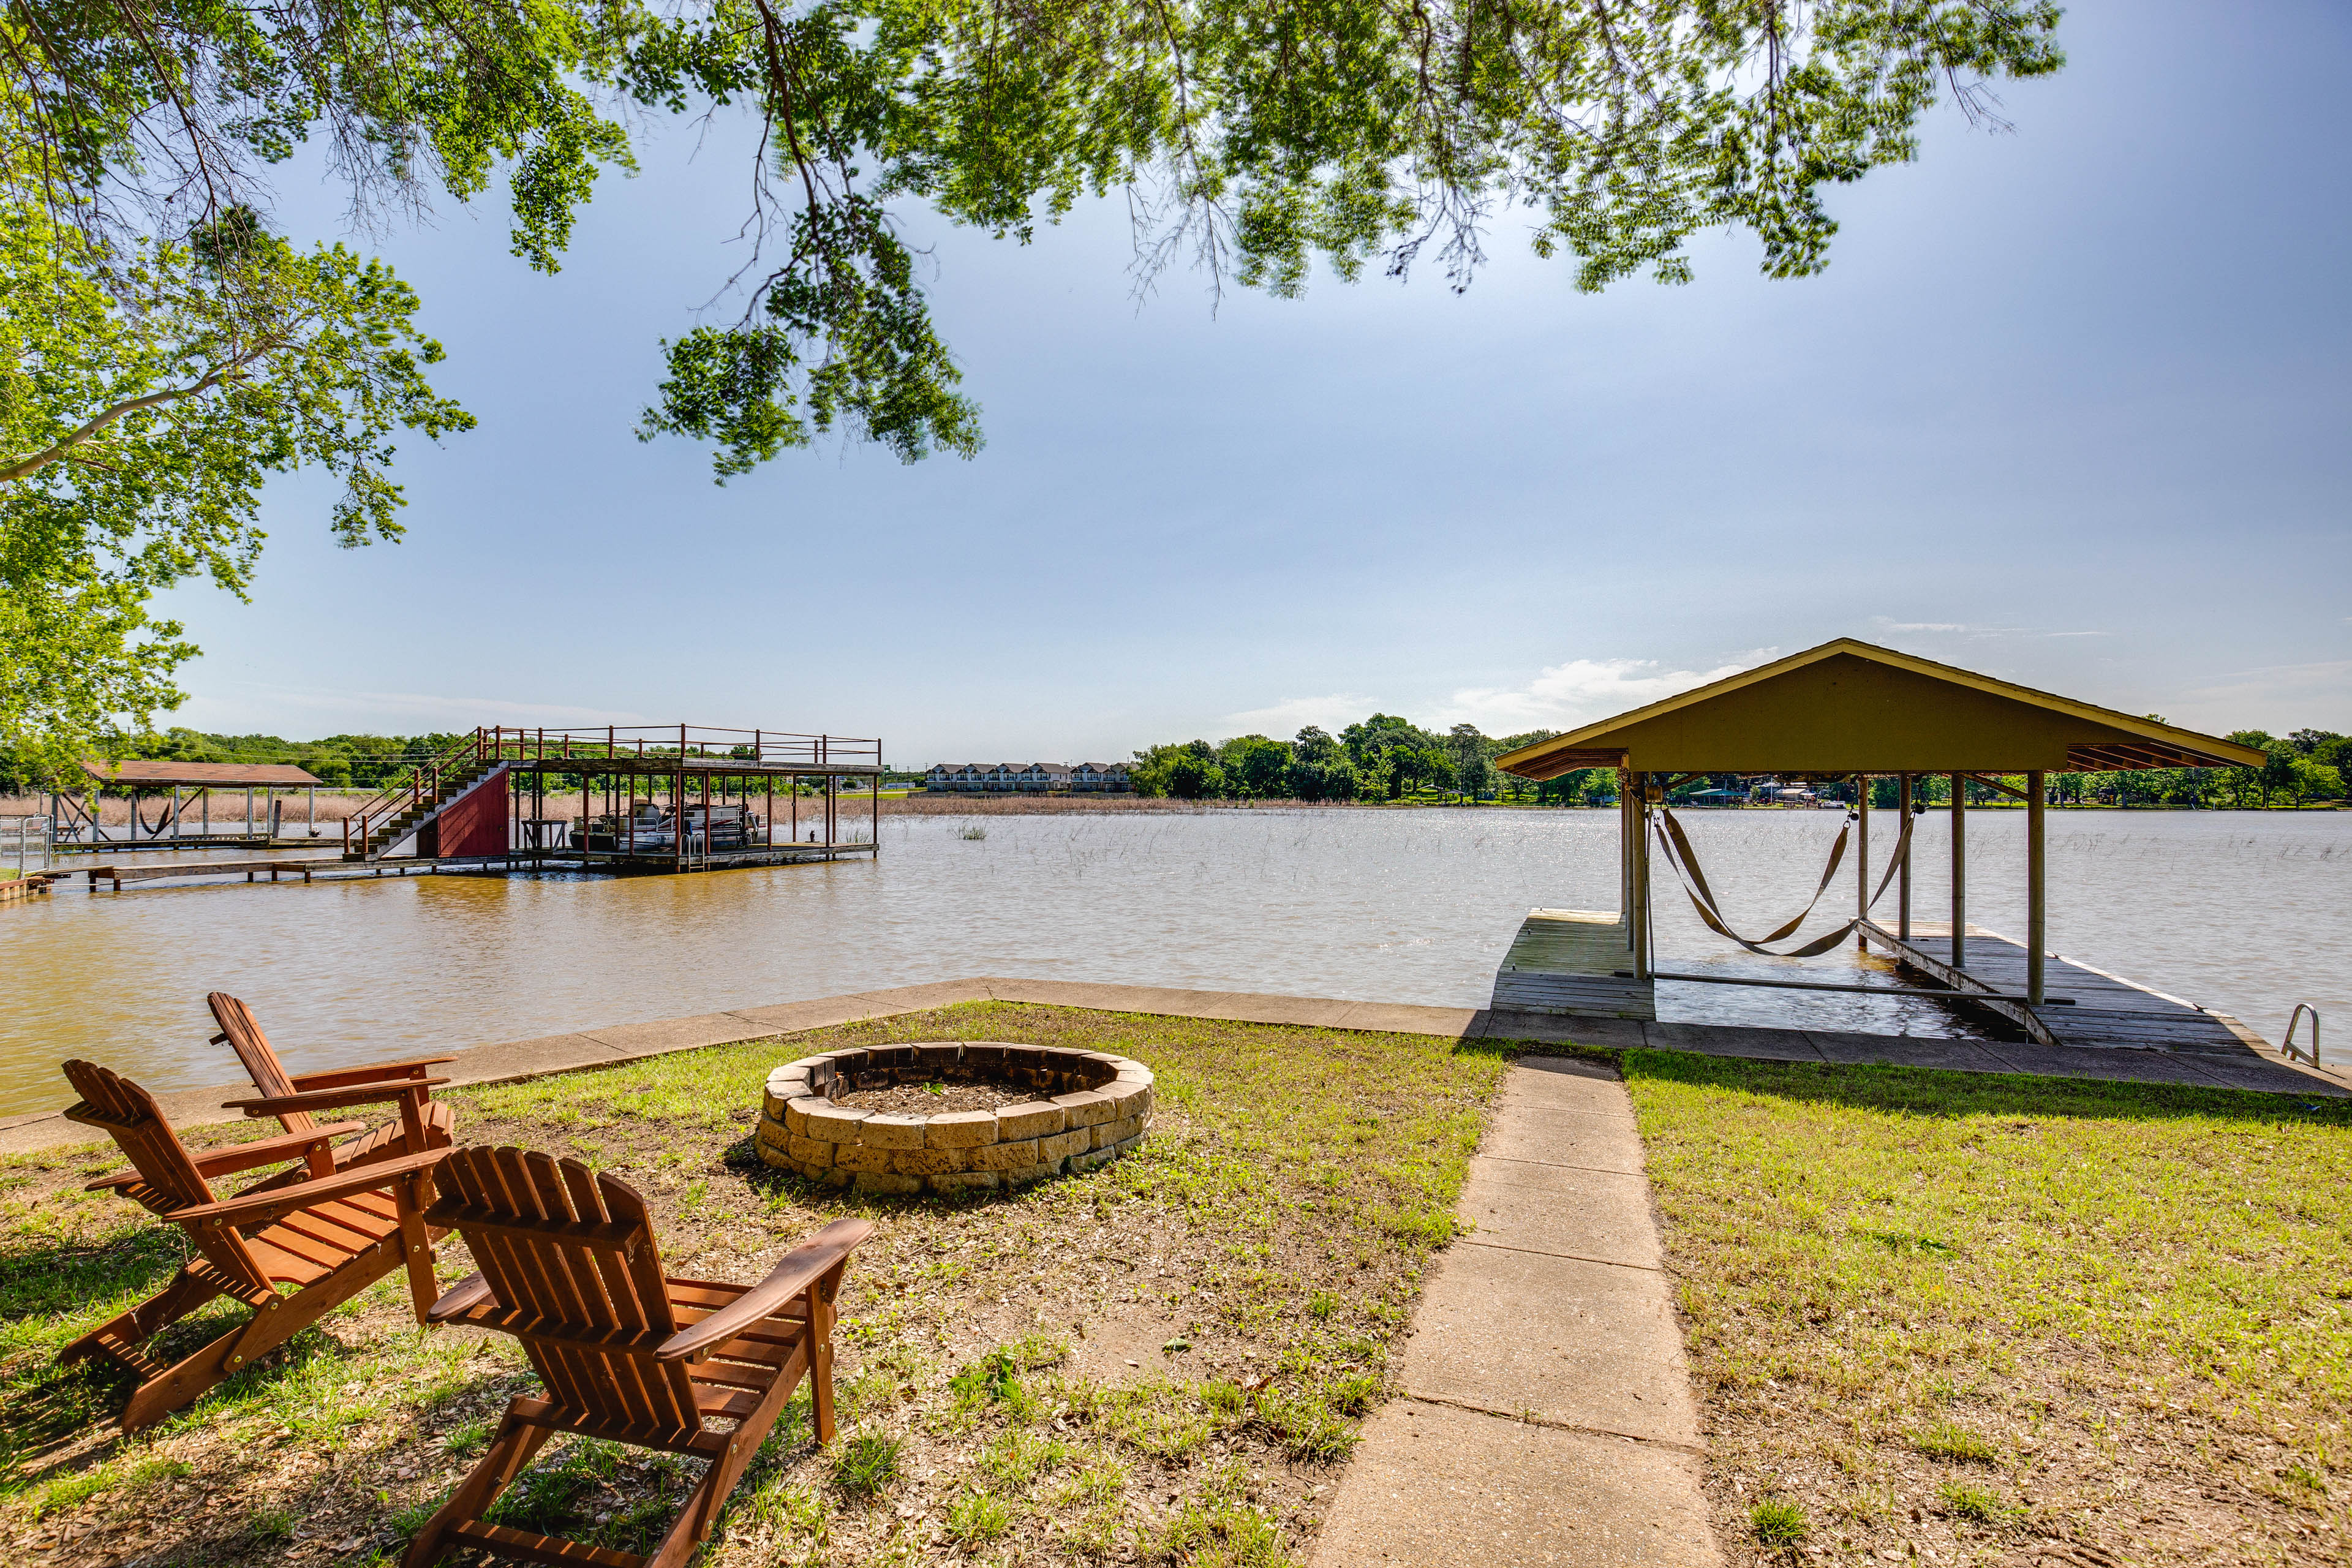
left=1495, top=639, right=2267, bottom=780
left=81, top=760, right=325, bottom=787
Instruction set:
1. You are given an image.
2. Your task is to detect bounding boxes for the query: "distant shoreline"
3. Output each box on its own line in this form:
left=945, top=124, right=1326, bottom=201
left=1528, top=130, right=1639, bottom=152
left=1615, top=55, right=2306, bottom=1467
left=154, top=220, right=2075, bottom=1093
left=1, top=791, right=2337, bottom=828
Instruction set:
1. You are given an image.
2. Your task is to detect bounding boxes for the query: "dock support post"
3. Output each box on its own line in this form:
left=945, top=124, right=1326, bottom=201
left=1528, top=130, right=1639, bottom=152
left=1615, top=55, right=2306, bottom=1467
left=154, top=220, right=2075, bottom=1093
left=1617, top=767, right=1633, bottom=935
left=1855, top=773, right=1869, bottom=947
left=1897, top=775, right=1913, bottom=941
left=1629, top=771, right=1651, bottom=981
left=1949, top=773, right=1966, bottom=971
left=2027, top=770, right=2046, bottom=1006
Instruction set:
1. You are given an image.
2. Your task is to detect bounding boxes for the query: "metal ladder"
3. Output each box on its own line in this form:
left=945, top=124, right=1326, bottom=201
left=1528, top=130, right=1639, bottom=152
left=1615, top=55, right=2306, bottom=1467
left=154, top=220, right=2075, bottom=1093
left=2282, top=1004, right=2323, bottom=1067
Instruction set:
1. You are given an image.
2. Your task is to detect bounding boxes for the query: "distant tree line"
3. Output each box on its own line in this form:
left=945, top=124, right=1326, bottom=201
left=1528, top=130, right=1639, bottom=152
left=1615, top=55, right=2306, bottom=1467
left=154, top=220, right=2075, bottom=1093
left=11, top=722, right=2345, bottom=809
left=1671, top=727, right=2348, bottom=810
left=1127, top=717, right=1618, bottom=804
left=0, top=726, right=466, bottom=796
left=1125, top=719, right=2351, bottom=808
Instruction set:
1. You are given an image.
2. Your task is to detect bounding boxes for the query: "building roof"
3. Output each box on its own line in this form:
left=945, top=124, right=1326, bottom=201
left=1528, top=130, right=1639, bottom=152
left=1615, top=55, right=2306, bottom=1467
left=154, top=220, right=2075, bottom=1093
left=1495, top=639, right=2267, bottom=780
left=80, top=759, right=325, bottom=788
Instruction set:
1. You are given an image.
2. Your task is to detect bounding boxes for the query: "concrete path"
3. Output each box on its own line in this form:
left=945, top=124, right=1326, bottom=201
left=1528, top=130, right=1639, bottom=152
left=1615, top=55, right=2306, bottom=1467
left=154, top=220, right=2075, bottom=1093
left=6, top=977, right=2342, bottom=1155
left=1313, top=1057, right=1719, bottom=1566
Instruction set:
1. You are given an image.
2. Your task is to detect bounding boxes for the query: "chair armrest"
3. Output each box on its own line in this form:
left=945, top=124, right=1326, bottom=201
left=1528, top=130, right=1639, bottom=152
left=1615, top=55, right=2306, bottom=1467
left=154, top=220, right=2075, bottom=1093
left=655, top=1218, right=874, bottom=1363
left=225, top=1080, right=451, bottom=1119
left=423, top=1272, right=497, bottom=1324
left=172, top=1147, right=448, bottom=1231
left=85, top=1124, right=360, bottom=1187
left=288, top=1056, right=458, bottom=1091
left=128, top=1124, right=367, bottom=1188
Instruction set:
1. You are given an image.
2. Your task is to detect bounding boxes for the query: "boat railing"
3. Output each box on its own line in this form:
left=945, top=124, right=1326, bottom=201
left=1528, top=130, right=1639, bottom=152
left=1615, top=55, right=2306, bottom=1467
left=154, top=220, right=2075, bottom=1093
left=342, top=724, right=881, bottom=858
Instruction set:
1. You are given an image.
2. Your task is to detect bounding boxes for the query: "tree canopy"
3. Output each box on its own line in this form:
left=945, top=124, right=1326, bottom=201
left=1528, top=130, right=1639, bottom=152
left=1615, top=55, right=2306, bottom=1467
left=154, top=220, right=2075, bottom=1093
left=2, top=0, right=2068, bottom=773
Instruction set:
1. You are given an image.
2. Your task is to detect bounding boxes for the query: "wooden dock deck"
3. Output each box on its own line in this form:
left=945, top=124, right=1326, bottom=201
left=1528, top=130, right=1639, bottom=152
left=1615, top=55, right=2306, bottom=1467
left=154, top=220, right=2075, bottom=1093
left=1490, top=909, right=1657, bottom=1020
left=71, top=841, right=878, bottom=890
left=1860, top=920, right=2272, bottom=1056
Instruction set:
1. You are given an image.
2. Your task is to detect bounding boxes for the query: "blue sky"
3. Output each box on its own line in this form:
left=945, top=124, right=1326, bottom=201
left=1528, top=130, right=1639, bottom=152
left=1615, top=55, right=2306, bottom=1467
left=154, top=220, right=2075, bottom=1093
left=159, top=0, right=2352, bottom=764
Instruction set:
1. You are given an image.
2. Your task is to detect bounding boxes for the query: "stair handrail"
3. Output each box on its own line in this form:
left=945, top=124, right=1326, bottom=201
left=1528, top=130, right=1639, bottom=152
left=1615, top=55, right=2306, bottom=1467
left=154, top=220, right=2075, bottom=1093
left=341, top=727, right=496, bottom=859
left=2283, top=1004, right=2322, bottom=1068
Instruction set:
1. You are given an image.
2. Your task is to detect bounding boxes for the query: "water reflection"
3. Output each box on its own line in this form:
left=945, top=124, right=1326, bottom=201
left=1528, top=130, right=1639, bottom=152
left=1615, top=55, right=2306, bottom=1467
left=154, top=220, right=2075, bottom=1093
left=1, top=807, right=2339, bottom=1113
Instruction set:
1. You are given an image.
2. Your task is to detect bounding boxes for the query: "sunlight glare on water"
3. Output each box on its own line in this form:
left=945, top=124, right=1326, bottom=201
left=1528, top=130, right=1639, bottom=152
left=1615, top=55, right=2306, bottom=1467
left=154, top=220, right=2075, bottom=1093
left=0, top=807, right=2341, bottom=1114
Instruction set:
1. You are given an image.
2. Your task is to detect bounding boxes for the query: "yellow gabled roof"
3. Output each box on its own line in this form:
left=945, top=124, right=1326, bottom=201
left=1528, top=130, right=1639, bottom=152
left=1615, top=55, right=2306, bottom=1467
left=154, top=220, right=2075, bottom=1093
left=1494, top=639, right=2266, bottom=779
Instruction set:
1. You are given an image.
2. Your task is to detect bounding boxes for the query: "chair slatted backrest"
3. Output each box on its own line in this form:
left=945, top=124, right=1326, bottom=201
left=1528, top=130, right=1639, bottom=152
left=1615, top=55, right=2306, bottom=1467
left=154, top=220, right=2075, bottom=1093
left=61, top=1060, right=271, bottom=1294
left=206, top=993, right=309, bottom=1130
left=434, top=1147, right=701, bottom=1438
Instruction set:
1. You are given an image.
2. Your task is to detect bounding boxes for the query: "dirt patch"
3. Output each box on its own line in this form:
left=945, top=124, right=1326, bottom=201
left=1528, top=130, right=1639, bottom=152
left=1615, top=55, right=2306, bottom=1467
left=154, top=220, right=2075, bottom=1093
left=832, top=1077, right=1035, bottom=1114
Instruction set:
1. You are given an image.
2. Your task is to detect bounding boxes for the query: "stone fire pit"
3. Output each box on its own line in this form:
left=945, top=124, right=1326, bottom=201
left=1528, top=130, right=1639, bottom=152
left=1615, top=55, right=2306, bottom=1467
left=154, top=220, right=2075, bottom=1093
left=755, top=1041, right=1155, bottom=1195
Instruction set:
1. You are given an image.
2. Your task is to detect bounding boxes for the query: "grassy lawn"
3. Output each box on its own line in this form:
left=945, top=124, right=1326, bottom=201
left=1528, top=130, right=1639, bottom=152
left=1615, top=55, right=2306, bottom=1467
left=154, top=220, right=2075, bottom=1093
left=1627, top=1052, right=2352, bottom=1566
left=0, top=1003, right=1509, bottom=1567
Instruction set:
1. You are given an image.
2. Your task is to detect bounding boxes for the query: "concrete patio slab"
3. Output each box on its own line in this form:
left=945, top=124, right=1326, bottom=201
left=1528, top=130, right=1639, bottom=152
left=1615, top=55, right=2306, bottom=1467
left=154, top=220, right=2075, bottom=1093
left=2165, top=1053, right=2347, bottom=1096
left=441, top=1031, right=631, bottom=1085
left=1646, top=1021, right=1822, bottom=1060
left=579, top=1012, right=769, bottom=1056
left=1331, top=1000, right=1485, bottom=1036
left=1319, top=1054, right=1717, bottom=1565
left=1477, top=1114, right=1648, bottom=1175
left=1312, top=1400, right=1719, bottom=1567
left=1501, top=1056, right=1639, bottom=1115
left=1401, top=1240, right=1701, bottom=1446
left=1485, top=1012, right=1647, bottom=1050
left=1458, top=1165, right=1663, bottom=1271
left=1804, top=1033, right=2018, bottom=1072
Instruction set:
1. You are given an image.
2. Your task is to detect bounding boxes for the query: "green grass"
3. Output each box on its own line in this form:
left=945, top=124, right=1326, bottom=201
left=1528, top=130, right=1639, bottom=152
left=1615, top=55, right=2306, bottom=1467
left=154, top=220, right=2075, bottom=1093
left=1625, top=1050, right=2352, bottom=1562
left=1749, top=1498, right=1807, bottom=1544
left=0, top=1001, right=1509, bottom=1566
left=829, top=1430, right=902, bottom=1498
left=1909, top=1419, right=1999, bottom=1463
left=945, top=1486, right=1013, bottom=1544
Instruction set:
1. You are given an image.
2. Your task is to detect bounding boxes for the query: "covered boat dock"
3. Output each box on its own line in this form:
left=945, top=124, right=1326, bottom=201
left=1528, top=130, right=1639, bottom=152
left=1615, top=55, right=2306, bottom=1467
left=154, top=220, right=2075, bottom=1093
left=1493, top=639, right=2274, bottom=1052
left=58, top=760, right=330, bottom=849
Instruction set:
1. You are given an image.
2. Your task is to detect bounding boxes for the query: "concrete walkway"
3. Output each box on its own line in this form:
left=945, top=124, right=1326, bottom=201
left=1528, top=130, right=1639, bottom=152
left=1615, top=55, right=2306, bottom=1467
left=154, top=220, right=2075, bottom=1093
left=6, top=976, right=2342, bottom=1155
left=1314, top=1056, right=1719, bottom=1566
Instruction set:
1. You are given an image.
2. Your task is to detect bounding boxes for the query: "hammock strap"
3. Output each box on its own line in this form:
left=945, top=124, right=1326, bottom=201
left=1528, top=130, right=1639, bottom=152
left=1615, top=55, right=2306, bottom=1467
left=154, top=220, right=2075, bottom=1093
left=1650, top=805, right=1916, bottom=959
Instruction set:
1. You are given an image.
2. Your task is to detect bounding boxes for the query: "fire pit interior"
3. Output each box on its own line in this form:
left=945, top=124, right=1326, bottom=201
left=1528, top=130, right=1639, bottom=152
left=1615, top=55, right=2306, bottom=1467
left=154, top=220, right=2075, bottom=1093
left=756, top=1041, right=1155, bottom=1195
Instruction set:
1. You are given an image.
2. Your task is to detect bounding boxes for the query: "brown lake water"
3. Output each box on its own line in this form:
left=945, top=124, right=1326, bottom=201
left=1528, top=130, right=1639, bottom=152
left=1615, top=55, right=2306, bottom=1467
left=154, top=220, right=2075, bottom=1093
left=1, top=808, right=2342, bottom=1115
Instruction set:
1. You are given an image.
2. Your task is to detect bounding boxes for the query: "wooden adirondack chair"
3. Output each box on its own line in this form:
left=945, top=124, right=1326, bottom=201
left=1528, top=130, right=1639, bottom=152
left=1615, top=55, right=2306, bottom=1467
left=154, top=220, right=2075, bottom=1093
left=207, top=992, right=456, bottom=1169
left=407, top=1145, right=873, bottom=1568
left=59, top=1060, right=447, bottom=1432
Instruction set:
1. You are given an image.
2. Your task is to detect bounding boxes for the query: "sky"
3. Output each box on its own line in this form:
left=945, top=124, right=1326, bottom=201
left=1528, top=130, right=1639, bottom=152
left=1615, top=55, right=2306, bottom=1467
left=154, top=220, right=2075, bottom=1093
left=155, top=0, right=2352, bottom=765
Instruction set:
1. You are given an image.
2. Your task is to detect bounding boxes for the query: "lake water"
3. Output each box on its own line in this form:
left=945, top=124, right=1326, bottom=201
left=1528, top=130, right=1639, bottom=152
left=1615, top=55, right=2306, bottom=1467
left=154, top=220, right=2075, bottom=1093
left=1, top=808, right=2342, bottom=1115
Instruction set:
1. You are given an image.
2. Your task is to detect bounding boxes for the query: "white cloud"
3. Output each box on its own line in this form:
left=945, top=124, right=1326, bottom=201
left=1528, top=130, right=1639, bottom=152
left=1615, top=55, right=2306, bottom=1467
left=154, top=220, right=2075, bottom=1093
left=1869, top=617, right=2108, bottom=640
left=1431, top=651, right=1774, bottom=733
left=1216, top=693, right=1379, bottom=738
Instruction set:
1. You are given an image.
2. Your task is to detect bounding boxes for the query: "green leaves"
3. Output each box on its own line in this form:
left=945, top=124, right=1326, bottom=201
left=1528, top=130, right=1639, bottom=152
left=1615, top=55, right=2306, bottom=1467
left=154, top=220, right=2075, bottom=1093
left=1, top=182, right=471, bottom=777
left=638, top=199, right=983, bottom=479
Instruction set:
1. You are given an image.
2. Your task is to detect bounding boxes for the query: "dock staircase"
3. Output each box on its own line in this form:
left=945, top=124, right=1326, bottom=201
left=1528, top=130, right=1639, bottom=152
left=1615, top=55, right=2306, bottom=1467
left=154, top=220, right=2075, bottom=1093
left=342, top=736, right=502, bottom=860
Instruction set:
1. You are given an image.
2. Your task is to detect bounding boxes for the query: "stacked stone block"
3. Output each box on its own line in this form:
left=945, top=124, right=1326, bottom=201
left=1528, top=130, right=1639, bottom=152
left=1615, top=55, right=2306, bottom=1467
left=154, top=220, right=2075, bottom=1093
left=755, top=1041, right=1155, bottom=1196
